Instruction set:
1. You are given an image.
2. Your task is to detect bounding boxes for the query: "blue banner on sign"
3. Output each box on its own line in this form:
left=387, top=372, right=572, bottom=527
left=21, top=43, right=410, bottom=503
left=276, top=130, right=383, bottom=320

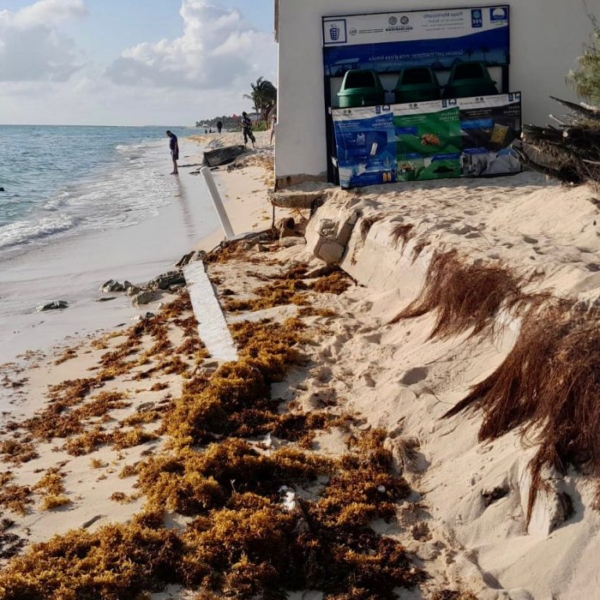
left=323, top=27, right=509, bottom=75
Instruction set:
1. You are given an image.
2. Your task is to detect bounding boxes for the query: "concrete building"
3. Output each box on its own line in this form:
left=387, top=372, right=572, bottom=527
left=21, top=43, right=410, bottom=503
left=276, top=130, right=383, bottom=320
left=274, top=0, right=598, bottom=189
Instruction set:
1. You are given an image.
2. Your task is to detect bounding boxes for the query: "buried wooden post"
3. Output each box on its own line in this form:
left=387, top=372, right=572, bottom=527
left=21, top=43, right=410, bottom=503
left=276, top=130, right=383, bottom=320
left=200, top=167, right=235, bottom=240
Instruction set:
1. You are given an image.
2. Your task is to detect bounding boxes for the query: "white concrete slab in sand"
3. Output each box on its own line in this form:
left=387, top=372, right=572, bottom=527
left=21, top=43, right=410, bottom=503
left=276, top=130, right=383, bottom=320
left=183, top=262, right=238, bottom=363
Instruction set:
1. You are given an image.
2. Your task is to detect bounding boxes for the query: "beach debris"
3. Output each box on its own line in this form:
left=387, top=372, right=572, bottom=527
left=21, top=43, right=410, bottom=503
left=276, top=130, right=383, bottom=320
left=280, top=237, right=305, bottom=248
left=132, top=290, right=155, bottom=306
left=271, top=189, right=327, bottom=210
left=101, top=280, right=125, bottom=293
left=306, top=209, right=360, bottom=266
left=0, top=528, right=25, bottom=560
left=175, top=250, right=206, bottom=268
left=280, top=486, right=296, bottom=511
left=81, top=515, right=105, bottom=530
left=517, top=96, right=600, bottom=185
left=203, top=144, right=246, bottom=168
left=481, top=486, right=509, bottom=507
left=131, top=312, right=155, bottom=321
left=147, top=271, right=185, bottom=291
left=36, top=300, right=68, bottom=312
left=126, top=285, right=143, bottom=296
left=95, top=296, right=116, bottom=303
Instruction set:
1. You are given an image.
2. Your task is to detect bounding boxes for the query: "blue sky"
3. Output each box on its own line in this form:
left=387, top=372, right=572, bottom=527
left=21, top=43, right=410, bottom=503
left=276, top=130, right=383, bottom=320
left=0, top=0, right=277, bottom=125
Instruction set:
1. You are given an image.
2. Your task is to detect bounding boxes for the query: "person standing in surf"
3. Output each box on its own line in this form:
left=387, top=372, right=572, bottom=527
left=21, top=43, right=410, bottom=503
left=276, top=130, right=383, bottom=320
left=166, top=130, right=179, bottom=175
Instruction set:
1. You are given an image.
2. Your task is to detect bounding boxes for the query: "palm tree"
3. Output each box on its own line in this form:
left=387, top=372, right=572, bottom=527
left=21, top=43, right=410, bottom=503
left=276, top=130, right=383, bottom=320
left=244, top=77, right=277, bottom=125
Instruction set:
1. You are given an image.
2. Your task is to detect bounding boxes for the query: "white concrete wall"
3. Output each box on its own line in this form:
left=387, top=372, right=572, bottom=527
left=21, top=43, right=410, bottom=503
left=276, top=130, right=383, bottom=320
left=275, top=0, right=598, bottom=186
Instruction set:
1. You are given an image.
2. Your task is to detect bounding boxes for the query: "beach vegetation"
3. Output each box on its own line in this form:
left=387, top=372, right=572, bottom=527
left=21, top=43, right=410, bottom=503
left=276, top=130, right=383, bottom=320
left=53, top=347, right=78, bottom=366
left=444, top=299, right=600, bottom=521
left=0, top=439, right=38, bottom=465
left=0, top=485, right=33, bottom=516
left=311, top=271, right=354, bottom=295
left=119, top=464, right=138, bottom=479
left=33, top=467, right=65, bottom=496
left=111, top=427, right=159, bottom=451
left=411, top=239, right=431, bottom=262
left=392, top=250, right=526, bottom=338
left=391, top=223, right=415, bottom=250
left=0, top=252, right=425, bottom=598
left=40, top=494, right=71, bottom=511
left=244, top=77, right=277, bottom=124
left=63, top=427, right=110, bottom=456
left=432, top=591, right=478, bottom=600
left=359, top=215, right=382, bottom=242
left=568, top=13, right=600, bottom=103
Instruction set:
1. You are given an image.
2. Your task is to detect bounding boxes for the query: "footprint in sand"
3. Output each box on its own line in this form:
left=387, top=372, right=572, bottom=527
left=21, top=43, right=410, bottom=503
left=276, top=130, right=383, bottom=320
left=586, top=263, right=600, bottom=272
left=523, top=235, right=538, bottom=244
left=399, top=367, right=428, bottom=386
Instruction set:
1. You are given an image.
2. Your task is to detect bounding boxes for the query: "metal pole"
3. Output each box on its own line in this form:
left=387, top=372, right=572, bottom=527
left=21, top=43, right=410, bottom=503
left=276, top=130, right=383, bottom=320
left=200, top=167, right=235, bottom=240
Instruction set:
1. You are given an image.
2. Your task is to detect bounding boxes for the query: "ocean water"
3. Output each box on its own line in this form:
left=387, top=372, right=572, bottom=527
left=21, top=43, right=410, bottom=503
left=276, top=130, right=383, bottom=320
left=0, top=125, right=218, bottom=365
left=0, top=125, right=184, bottom=258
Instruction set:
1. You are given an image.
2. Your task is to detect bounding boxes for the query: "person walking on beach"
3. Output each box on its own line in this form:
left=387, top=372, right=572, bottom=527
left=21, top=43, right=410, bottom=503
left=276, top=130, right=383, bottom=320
left=217, top=120, right=223, bottom=134
left=269, top=110, right=277, bottom=146
left=241, top=112, right=256, bottom=148
left=166, top=130, right=179, bottom=175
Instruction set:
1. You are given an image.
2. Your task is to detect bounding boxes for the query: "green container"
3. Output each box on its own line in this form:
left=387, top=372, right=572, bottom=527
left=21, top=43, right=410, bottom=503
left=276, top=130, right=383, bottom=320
left=338, top=70, right=386, bottom=108
left=443, top=61, right=498, bottom=99
left=394, top=67, right=441, bottom=104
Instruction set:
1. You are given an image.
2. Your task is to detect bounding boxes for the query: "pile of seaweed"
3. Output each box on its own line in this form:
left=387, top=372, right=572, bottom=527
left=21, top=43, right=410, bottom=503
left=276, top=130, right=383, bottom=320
left=0, top=257, right=422, bottom=598
left=393, top=249, right=600, bottom=523
left=444, top=299, right=600, bottom=521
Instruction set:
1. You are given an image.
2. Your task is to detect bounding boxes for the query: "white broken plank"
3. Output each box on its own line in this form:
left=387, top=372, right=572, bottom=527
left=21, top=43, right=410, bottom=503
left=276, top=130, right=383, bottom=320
left=183, top=262, right=238, bottom=363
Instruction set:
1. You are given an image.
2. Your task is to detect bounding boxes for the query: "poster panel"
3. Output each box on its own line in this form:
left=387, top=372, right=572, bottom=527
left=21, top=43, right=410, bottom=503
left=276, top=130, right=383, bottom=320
left=323, top=7, right=510, bottom=76
left=332, top=92, right=521, bottom=188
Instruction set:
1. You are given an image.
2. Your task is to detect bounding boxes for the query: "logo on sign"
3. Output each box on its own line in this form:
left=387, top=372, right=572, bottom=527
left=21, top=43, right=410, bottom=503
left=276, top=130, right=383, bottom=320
left=389, top=16, right=398, bottom=25
left=471, top=9, right=483, bottom=28
left=401, top=16, right=410, bottom=25
left=490, top=7, right=508, bottom=21
left=324, top=19, right=347, bottom=44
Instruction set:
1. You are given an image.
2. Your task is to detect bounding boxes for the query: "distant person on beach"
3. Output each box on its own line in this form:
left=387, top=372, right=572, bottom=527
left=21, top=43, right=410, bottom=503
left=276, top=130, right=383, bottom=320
left=217, top=120, right=223, bottom=134
left=166, top=130, right=179, bottom=175
left=269, top=111, right=277, bottom=146
left=241, top=112, right=256, bottom=148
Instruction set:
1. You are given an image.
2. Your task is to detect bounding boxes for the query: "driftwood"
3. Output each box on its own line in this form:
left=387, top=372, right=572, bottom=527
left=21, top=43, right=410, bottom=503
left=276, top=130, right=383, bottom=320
left=518, top=97, right=600, bottom=185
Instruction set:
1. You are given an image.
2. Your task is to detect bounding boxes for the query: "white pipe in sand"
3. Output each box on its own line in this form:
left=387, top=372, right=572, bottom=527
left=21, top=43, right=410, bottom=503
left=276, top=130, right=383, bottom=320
left=201, top=167, right=235, bottom=240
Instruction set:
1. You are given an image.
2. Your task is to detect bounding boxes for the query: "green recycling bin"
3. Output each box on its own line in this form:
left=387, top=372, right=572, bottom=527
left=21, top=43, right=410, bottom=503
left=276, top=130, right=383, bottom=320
left=394, top=67, right=441, bottom=104
left=337, top=70, right=386, bottom=108
left=443, top=61, right=498, bottom=99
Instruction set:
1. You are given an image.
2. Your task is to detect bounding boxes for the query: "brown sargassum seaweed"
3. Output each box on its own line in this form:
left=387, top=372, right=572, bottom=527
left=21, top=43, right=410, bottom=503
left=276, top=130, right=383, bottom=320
left=0, top=295, right=422, bottom=598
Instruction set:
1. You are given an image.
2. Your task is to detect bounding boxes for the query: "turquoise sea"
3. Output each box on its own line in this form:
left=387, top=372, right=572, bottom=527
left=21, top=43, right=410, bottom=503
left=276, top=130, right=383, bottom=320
left=0, top=125, right=217, bottom=365
left=0, top=125, right=188, bottom=258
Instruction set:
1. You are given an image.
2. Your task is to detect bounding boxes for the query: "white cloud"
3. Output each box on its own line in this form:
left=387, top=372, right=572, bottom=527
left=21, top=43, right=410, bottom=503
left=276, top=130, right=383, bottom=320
left=106, top=0, right=276, bottom=90
left=0, top=0, right=86, bottom=82
left=13, top=0, right=87, bottom=29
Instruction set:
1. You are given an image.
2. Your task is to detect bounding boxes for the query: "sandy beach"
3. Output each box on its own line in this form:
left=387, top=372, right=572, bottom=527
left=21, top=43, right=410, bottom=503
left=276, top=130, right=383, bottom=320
left=1, top=128, right=600, bottom=599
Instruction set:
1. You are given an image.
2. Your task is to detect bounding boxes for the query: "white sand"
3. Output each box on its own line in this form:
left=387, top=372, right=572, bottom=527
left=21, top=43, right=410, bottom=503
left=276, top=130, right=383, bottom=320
left=3, top=130, right=600, bottom=599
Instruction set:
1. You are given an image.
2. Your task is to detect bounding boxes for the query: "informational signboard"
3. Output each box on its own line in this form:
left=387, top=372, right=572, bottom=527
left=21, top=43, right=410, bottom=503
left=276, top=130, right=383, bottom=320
left=332, top=93, right=521, bottom=189
left=323, top=7, right=510, bottom=77
left=321, top=6, right=515, bottom=185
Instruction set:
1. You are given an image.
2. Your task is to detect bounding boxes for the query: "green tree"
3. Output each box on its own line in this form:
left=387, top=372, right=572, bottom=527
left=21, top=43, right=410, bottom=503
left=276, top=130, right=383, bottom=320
left=568, top=14, right=600, bottom=104
left=244, top=77, right=277, bottom=124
